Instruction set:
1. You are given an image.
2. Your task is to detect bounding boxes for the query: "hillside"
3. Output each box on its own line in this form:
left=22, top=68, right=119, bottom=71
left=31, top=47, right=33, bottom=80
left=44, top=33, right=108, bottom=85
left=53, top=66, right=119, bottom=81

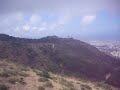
left=0, top=60, right=119, bottom=90
left=0, top=34, right=120, bottom=88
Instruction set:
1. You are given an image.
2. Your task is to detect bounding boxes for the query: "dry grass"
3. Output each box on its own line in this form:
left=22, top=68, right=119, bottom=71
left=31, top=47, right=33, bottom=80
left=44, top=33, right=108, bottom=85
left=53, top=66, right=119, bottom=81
left=0, top=60, right=118, bottom=90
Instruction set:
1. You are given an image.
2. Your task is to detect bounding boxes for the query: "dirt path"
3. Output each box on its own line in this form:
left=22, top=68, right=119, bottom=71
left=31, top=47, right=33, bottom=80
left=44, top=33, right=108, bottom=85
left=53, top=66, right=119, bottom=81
left=24, top=70, right=40, bottom=90
left=10, top=69, right=40, bottom=90
left=9, top=70, right=119, bottom=90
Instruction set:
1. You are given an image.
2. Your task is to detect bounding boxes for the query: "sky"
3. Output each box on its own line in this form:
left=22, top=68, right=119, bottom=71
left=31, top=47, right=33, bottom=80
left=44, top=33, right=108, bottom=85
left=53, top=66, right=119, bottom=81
left=0, top=0, right=120, bottom=40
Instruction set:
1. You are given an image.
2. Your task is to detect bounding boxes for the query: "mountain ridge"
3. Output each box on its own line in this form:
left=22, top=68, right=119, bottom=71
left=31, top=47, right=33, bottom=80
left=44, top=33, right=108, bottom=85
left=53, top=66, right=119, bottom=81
left=0, top=33, right=120, bottom=87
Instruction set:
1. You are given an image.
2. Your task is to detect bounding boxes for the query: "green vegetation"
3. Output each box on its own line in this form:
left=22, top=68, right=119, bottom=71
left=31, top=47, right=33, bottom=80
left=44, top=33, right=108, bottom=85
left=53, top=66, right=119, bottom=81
left=0, top=66, right=29, bottom=78
left=60, top=86, right=76, bottom=90
left=0, top=84, right=9, bottom=90
left=96, top=82, right=112, bottom=90
left=76, top=82, right=81, bottom=84
left=41, top=70, right=50, bottom=78
left=0, top=70, right=10, bottom=78
left=19, top=66, right=30, bottom=71
left=36, top=69, right=50, bottom=78
left=43, top=81, right=53, bottom=87
left=8, top=77, right=19, bottom=84
left=59, top=78, right=74, bottom=87
left=80, top=84, right=92, bottom=90
left=58, top=77, right=76, bottom=90
left=38, top=77, right=49, bottom=82
left=19, top=77, right=26, bottom=85
left=51, top=76, right=57, bottom=82
left=38, top=86, right=45, bottom=90
left=18, top=72, right=29, bottom=77
left=8, top=77, right=26, bottom=85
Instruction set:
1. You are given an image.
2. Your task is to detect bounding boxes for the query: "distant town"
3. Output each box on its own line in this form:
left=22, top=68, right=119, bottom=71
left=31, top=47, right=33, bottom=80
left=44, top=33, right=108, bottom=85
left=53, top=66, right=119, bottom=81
left=89, top=41, right=120, bottom=59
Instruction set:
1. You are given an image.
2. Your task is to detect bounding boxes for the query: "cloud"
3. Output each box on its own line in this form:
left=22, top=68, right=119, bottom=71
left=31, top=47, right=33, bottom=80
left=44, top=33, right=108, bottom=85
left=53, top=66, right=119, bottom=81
left=0, top=0, right=119, bottom=15
left=30, top=14, right=42, bottom=24
left=22, top=24, right=30, bottom=32
left=0, top=0, right=119, bottom=39
left=0, top=11, right=72, bottom=37
left=81, top=15, right=96, bottom=26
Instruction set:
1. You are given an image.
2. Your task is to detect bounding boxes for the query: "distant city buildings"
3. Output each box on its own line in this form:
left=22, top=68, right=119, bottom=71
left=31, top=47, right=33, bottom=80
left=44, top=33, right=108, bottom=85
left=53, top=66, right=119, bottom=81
left=89, top=41, right=120, bottom=59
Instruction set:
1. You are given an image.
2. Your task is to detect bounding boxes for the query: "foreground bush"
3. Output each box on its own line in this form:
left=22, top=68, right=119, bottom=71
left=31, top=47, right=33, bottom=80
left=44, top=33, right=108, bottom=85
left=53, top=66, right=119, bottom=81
left=59, top=78, right=73, bottom=87
left=8, top=77, right=19, bottom=84
left=38, top=77, right=49, bottom=82
left=38, top=86, right=45, bottom=90
left=8, top=77, right=26, bottom=85
left=60, top=86, right=76, bottom=90
left=0, top=71, right=10, bottom=78
left=80, top=84, right=92, bottom=90
left=36, top=70, right=50, bottom=78
left=96, top=82, right=112, bottom=90
left=0, top=84, right=9, bottom=90
left=43, top=81, right=53, bottom=87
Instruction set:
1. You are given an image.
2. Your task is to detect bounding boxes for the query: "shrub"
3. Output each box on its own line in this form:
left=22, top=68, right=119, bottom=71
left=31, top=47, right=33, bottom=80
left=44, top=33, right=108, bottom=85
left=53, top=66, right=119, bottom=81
left=80, top=84, right=92, bottom=90
left=0, top=68, right=19, bottom=78
left=76, top=82, right=81, bottom=84
left=8, top=77, right=26, bottom=85
left=36, top=71, right=42, bottom=76
left=38, top=86, right=45, bottom=90
left=38, top=77, right=49, bottom=82
left=59, top=78, right=73, bottom=87
left=19, top=66, right=30, bottom=71
left=8, top=77, right=19, bottom=84
left=19, top=77, right=26, bottom=85
left=0, top=71, right=10, bottom=78
left=0, top=84, right=9, bottom=90
left=37, top=70, right=50, bottom=78
left=96, top=82, right=112, bottom=90
left=60, top=86, right=76, bottom=90
left=18, top=72, right=29, bottom=77
left=42, top=70, right=50, bottom=78
left=51, top=76, right=57, bottom=82
left=33, top=69, right=38, bottom=73
left=43, top=81, right=53, bottom=87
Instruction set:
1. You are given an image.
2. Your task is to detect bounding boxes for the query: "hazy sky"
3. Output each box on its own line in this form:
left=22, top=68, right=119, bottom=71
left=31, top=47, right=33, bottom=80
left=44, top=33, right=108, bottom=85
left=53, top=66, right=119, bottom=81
left=0, top=0, right=120, bottom=40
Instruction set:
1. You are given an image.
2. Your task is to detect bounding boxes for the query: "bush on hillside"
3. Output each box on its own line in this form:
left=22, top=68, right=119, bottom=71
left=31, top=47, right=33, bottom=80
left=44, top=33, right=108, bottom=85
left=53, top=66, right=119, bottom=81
left=18, top=72, right=29, bottom=77
left=8, top=77, right=26, bottom=85
left=43, top=81, right=53, bottom=87
left=19, top=77, right=26, bottom=85
left=80, top=84, right=92, bottom=90
left=8, top=77, right=20, bottom=84
left=96, top=82, right=112, bottom=90
left=37, top=70, right=50, bottom=78
left=59, top=78, right=73, bottom=87
left=0, top=84, right=9, bottom=90
left=60, top=86, right=76, bottom=90
left=38, top=77, right=49, bottom=82
left=38, top=86, right=45, bottom=90
left=0, top=71, right=10, bottom=78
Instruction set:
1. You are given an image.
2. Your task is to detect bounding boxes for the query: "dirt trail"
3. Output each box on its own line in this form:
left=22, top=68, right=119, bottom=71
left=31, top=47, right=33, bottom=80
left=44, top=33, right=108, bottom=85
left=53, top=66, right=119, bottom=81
left=24, top=70, right=40, bottom=90
left=9, top=70, right=119, bottom=90
left=10, top=69, right=40, bottom=90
